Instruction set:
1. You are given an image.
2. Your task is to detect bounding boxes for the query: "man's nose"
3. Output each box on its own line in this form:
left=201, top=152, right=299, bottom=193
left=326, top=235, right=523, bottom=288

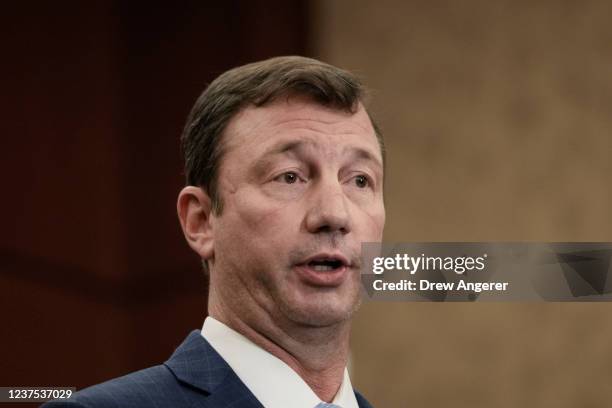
left=304, top=179, right=352, bottom=235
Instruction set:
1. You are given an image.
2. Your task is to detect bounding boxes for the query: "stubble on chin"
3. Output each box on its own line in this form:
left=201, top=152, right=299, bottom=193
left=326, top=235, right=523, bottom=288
left=272, top=277, right=363, bottom=329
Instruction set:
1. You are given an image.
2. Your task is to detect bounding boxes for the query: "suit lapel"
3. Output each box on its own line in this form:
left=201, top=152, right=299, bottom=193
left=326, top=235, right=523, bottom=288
left=165, top=330, right=375, bottom=408
left=355, top=390, right=375, bottom=408
left=164, top=330, right=263, bottom=408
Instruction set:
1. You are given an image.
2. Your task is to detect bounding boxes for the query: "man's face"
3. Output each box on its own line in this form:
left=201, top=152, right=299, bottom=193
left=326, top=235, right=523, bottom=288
left=209, top=96, right=385, bottom=328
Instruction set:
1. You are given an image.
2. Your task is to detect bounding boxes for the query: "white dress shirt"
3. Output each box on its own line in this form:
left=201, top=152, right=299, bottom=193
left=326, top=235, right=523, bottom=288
left=201, top=317, right=359, bottom=408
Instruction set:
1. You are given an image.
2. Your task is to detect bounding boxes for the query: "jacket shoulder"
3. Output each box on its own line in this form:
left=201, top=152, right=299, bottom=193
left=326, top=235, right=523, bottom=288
left=41, top=364, right=198, bottom=408
left=355, top=390, right=375, bottom=408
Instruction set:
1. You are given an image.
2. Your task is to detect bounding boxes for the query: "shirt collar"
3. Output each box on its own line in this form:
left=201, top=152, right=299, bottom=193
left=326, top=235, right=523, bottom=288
left=201, top=316, right=358, bottom=408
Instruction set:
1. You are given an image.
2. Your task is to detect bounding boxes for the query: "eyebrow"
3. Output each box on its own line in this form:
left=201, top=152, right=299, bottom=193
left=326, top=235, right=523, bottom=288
left=342, top=145, right=383, bottom=169
left=262, top=140, right=382, bottom=165
left=251, top=141, right=305, bottom=176
left=262, top=140, right=308, bottom=157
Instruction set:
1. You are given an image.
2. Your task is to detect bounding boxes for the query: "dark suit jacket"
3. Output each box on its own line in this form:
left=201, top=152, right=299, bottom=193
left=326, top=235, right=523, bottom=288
left=42, top=330, right=374, bottom=408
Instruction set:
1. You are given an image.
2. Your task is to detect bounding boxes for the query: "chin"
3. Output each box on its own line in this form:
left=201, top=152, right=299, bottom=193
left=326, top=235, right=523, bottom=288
left=280, top=292, right=362, bottom=327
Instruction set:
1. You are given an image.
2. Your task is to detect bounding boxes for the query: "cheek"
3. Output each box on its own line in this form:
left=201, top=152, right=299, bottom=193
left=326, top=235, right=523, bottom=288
left=236, top=189, right=293, bottom=234
left=357, top=202, right=386, bottom=241
left=217, top=187, right=298, bottom=255
left=345, top=189, right=385, bottom=237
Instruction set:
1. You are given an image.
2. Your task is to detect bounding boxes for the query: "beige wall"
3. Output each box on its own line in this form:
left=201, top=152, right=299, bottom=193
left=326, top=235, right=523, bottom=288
left=312, top=1, right=612, bottom=406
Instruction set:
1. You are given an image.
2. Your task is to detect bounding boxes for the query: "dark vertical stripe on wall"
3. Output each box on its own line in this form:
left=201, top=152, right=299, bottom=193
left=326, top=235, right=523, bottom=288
left=0, top=0, right=309, bottom=394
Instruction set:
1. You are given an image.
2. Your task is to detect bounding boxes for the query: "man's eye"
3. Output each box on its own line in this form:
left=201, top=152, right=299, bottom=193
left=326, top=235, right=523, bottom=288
left=278, top=172, right=299, bottom=184
left=354, top=175, right=369, bottom=188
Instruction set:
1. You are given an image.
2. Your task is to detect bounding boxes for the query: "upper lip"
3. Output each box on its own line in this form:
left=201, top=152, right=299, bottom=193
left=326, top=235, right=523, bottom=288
left=299, top=252, right=351, bottom=267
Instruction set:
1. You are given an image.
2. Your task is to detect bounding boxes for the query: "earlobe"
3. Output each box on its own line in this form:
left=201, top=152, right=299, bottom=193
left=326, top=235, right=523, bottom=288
left=177, top=186, right=215, bottom=260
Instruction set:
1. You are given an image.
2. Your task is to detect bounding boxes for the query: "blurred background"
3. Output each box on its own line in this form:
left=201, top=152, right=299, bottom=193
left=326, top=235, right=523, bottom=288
left=2, top=1, right=611, bottom=407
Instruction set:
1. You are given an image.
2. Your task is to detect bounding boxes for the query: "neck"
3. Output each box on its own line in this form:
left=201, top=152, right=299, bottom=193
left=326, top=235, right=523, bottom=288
left=208, top=297, right=351, bottom=402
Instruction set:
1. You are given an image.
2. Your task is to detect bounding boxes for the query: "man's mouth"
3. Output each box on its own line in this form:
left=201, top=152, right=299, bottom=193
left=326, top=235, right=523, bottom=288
left=307, top=258, right=345, bottom=272
left=294, top=253, right=351, bottom=286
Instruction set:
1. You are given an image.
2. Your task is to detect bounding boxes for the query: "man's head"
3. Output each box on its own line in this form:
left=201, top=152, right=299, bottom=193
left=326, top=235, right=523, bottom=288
left=177, top=56, right=385, bottom=330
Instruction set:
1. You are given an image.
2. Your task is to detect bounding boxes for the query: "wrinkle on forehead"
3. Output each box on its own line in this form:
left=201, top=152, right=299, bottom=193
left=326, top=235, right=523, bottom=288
left=223, top=99, right=376, bottom=153
left=256, top=138, right=383, bottom=172
left=269, top=113, right=372, bottom=133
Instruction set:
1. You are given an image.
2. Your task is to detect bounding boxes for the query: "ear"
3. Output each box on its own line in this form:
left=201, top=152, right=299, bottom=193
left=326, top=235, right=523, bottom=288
left=177, top=186, right=215, bottom=261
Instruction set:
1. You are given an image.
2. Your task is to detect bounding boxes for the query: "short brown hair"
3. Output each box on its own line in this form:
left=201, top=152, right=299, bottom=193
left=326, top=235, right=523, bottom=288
left=181, top=55, right=384, bottom=215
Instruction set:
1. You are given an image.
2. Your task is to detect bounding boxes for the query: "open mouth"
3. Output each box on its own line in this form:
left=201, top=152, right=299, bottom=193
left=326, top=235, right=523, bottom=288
left=307, top=258, right=345, bottom=272
left=294, top=253, right=351, bottom=286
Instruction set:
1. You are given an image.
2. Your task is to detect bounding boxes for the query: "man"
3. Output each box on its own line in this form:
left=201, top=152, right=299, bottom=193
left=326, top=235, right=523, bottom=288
left=43, top=56, right=385, bottom=408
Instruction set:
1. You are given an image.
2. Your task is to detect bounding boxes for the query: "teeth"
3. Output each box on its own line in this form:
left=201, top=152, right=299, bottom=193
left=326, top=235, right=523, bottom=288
left=312, top=264, right=334, bottom=271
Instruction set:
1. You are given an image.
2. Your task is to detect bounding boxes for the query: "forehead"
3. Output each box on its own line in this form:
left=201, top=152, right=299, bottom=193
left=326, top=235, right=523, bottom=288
left=221, top=96, right=380, bottom=159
